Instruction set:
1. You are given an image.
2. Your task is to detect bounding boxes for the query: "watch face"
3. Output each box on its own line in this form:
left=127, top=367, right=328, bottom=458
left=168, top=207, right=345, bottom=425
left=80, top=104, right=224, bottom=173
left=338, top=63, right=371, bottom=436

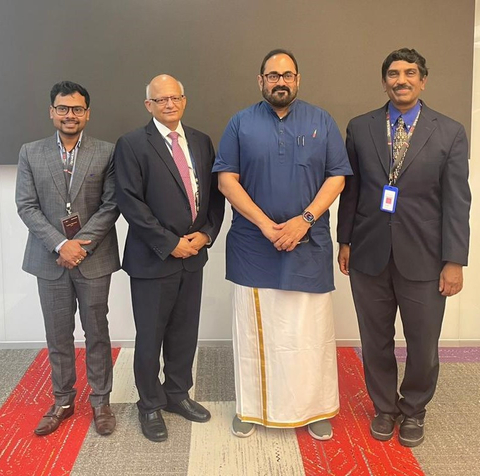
left=303, top=211, right=315, bottom=223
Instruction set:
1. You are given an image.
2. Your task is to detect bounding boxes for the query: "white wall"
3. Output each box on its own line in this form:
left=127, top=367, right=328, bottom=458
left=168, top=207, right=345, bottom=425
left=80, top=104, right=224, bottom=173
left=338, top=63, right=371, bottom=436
left=1, top=146, right=479, bottom=348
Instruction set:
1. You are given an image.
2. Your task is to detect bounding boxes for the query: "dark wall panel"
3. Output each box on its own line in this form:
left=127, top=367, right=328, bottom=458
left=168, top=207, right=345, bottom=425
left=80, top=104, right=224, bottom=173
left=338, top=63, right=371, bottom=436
left=0, top=0, right=474, bottom=164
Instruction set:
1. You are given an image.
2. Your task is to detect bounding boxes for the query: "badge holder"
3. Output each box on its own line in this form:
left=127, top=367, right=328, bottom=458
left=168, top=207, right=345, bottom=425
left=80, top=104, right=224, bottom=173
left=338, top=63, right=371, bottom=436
left=61, top=212, right=82, bottom=239
left=60, top=201, right=82, bottom=240
left=380, top=185, right=398, bottom=214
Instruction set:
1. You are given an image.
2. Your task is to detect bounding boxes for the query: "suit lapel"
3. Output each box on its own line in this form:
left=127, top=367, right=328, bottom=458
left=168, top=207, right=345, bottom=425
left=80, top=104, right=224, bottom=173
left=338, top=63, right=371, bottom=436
left=44, top=134, right=68, bottom=202
left=369, top=105, right=390, bottom=177
left=146, top=120, right=188, bottom=198
left=396, top=104, right=437, bottom=179
left=185, top=126, right=204, bottom=191
left=69, top=135, right=95, bottom=203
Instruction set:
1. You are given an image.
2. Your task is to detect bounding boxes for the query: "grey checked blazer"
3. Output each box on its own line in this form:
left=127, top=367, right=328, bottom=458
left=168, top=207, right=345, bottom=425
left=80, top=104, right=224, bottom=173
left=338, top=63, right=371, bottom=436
left=16, top=133, right=120, bottom=280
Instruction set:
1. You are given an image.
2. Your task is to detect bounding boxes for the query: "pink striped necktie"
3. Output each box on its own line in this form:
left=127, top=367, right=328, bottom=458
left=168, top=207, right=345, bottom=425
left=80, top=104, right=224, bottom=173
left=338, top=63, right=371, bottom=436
left=168, top=131, right=196, bottom=221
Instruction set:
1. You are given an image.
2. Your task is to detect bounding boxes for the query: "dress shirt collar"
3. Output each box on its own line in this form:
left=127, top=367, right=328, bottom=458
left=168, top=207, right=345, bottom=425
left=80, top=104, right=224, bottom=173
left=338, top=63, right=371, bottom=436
left=153, top=118, right=186, bottom=141
left=56, top=130, right=83, bottom=151
left=388, top=100, right=422, bottom=129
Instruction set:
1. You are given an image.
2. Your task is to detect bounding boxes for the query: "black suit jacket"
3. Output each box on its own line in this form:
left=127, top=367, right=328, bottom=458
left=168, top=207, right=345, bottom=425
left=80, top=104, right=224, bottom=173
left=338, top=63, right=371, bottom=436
left=337, top=102, right=471, bottom=281
left=114, top=120, right=224, bottom=278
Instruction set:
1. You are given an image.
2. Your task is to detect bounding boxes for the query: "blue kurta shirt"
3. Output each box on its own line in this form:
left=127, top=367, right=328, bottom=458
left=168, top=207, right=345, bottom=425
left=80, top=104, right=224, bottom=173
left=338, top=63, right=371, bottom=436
left=213, top=100, right=352, bottom=293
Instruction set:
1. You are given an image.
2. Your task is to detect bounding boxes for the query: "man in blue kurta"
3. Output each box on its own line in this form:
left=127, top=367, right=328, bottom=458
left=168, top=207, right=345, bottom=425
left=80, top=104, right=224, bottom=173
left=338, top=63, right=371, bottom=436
left=213, top=49, right=352, bottom=440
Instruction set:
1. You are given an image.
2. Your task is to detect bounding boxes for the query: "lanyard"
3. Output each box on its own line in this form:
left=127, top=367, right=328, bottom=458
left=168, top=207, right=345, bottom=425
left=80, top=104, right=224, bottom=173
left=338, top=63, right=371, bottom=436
left=386, top=107, right=421, bottom=185
left=59, top=144, right=79, bottom=215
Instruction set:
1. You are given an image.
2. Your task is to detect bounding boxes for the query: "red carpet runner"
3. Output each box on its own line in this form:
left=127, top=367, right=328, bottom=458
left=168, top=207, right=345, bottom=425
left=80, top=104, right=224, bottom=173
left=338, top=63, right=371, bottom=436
left=296, top=348, right=424, bottom=475
left=0, top=348, right=120, bottom=476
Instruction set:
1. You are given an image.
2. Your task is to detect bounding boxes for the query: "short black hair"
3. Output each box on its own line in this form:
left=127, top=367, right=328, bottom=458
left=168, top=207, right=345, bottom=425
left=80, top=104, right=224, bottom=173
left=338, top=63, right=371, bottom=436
left=260, top=49, right=299, bottom=75
left=50, top=81, right=90, bottom=108
left=382, top=48, right=428, bottom=80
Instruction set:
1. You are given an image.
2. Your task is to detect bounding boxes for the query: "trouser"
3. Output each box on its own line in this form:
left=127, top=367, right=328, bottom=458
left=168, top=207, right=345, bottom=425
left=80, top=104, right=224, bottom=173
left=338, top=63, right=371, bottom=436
left=37, top=268, right=113, bottom=407
left=130, top=268, right=203, bottom=414
left=350, top=257, right=446, bottom=419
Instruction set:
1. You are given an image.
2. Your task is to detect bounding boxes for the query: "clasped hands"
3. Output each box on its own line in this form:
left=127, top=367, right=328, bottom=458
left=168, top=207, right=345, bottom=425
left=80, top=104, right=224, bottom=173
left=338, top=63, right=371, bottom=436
left=171, top=232, right=210, bottom=259
left=56, top=239, right=91, bottom=269
left=262, top=215, right=310, bottom=252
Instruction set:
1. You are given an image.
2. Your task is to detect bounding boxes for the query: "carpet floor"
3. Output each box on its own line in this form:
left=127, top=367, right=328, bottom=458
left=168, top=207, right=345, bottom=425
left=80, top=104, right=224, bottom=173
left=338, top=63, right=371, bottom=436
left=0, top=345, right=479, bottom=475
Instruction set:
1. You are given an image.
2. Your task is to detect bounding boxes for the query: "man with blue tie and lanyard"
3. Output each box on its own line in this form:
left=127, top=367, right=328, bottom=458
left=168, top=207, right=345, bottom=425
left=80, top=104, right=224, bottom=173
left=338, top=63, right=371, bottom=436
left=337, top=48, right=471, bottom=447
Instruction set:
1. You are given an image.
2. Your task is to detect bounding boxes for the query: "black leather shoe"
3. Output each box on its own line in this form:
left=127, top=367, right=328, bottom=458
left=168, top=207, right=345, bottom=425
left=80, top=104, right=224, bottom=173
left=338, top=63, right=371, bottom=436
left=370, top=412, right=399, bottom=441
left=34, top=404, right=75, bottom=436
left=164, top=398, right=211, bottom=423
left=138, top=410, right=168, bottom=442
left=399, top=417, right=425, bottom=447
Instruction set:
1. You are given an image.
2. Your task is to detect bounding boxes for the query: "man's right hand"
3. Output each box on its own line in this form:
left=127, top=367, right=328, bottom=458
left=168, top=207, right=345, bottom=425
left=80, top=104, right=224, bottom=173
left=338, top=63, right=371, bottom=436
left=338, top=243, right=351, bottom=275
left=59, top=239, right=91, bottom=267
left=171, top=237, right=199, bottom=259
left=258, top=221, right=283, bottom=245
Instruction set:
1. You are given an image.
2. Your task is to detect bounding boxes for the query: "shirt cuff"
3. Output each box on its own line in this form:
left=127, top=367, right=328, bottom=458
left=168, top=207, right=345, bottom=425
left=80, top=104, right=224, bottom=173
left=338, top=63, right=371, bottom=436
left=55, top=239, right=68, bottom=254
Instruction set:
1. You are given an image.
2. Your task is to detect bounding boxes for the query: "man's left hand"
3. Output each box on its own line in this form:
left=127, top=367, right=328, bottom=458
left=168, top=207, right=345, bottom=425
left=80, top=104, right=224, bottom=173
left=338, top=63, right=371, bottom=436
left=184, top=232, right=210, bottom=251
left=272, top=216, right=310, bottom=252
left=56, top=256, right=75, bottom=269
left=439, top=262, right=463, bottom=297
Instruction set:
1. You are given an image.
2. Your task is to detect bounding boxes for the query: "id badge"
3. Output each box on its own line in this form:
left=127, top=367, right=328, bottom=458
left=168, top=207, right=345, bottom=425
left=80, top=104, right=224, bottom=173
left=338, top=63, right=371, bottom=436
left=380, top=185, right=398, bottom=214
left=61, top=212, right=82, bottom=239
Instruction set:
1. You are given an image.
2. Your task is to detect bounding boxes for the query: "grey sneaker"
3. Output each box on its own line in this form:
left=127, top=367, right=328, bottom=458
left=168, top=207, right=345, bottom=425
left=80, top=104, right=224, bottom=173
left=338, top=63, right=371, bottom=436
left=370, top=413, right=399, bottom=441
left=308, top=419, right=333, bottom=440
left=231, top=415, right=256, bottom=438
left=399, top=417, right=425, bottom=447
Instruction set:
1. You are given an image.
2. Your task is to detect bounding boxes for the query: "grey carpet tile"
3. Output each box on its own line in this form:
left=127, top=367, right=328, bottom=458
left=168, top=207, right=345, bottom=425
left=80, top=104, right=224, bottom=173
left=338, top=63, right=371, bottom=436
left=411, top=363, right=480, bottom=476
left=71, top=403, right=191, bottom=476
left=0, top=349, right=39, bottom=406
left=194, top=345, right=235, bottom=402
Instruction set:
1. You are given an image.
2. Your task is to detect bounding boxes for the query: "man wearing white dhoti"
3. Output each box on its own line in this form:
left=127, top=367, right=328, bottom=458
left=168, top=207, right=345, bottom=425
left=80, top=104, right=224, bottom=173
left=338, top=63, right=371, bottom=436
left=213, top=49, right=352, bottom=439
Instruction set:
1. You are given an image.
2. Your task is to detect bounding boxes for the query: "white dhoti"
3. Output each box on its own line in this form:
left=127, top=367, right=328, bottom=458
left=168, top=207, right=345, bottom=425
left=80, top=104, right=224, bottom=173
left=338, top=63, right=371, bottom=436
left=232, top=284, right=339, bottom=428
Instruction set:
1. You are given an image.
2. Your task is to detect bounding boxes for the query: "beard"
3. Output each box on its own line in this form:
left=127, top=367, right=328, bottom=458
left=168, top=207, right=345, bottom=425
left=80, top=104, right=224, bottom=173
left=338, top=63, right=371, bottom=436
left=262, top=84, right=297, bottom=108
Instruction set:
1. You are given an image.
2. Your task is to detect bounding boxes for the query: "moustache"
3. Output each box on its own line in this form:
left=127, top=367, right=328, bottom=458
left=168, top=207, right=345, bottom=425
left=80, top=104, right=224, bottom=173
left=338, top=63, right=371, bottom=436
left=393, top=85, right=412, bottom=92
left=272, top=86, right=290, bottom=93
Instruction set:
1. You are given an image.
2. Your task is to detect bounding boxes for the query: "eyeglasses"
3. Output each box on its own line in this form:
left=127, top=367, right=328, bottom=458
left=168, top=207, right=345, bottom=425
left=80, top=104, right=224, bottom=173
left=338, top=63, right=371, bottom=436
left=149, top=95, right=185, bottom=106
left=52, top=105, right=88, bottom=117
left=263, top=72, right=298, bottom=83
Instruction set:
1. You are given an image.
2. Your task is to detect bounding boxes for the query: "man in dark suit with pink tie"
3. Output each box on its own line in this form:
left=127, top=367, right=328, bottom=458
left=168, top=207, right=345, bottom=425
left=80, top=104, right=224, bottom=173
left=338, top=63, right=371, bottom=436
left=115, top=74, right=224, bottom=442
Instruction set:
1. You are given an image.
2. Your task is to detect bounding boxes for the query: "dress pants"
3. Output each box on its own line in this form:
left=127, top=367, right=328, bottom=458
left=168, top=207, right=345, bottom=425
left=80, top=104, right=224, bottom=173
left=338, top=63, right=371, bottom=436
left=349, top=256, right=446, bottom=419
left=37, top=267, right=113, bottom=407
left=130, top=268, right=203, bottom=414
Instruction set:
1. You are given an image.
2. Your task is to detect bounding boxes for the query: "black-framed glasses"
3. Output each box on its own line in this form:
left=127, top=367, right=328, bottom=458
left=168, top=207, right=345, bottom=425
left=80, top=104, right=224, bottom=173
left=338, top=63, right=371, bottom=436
left=149, top=95, right=185, bottom=106
left=52, top=105, right=88, bottom=117
left=263, top=72, right=298, bottom=83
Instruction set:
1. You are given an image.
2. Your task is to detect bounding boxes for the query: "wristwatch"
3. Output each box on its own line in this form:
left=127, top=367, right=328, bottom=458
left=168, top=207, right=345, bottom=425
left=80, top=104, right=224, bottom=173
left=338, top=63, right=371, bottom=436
left=302, top=210, right=316, bottom=227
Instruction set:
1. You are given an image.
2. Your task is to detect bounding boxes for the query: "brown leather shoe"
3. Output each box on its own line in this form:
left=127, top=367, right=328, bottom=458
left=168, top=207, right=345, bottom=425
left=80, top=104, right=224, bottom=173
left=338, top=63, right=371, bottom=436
left=92, top=404, right=116, bottom=436
left=34, top=404, right=74, bottom=436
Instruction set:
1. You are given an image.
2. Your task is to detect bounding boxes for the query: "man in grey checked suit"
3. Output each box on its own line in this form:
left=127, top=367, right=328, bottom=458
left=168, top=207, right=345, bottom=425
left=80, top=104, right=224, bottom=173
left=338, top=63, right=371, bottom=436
left=16, top=81, right=120, bottom=436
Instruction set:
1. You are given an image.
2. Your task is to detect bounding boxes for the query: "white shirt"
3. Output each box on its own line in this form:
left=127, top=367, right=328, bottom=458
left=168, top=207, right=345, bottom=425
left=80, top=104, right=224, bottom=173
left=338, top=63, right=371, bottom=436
left=153, top=119, right=198, bottom=198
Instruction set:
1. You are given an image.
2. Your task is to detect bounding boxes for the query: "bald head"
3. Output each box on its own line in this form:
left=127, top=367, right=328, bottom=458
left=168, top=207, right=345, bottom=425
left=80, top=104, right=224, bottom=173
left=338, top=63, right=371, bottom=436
left=144, top=74, right=187, bottom=131
left=146, top=75, right=184, bottom=99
